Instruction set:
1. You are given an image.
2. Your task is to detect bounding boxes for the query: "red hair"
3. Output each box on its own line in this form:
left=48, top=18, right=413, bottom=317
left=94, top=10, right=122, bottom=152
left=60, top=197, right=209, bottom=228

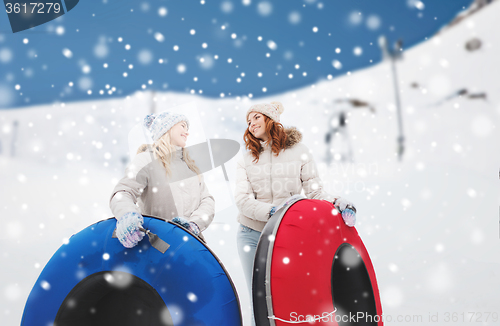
left=244, top=115, right=288, bottom=163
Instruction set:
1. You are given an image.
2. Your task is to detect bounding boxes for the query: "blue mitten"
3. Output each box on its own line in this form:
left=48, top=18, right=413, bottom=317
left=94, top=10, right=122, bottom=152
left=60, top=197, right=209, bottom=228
left=116, top=212, right=145, bottom=248
left=281, top=194, right=305, bottom=207
left=341, top=208, right=356, bottom=227
left=268, top=206, right=277, bottom=218
left=333, top=197, right=357, bottom=227
left=172, top=216, right=201, bottom=236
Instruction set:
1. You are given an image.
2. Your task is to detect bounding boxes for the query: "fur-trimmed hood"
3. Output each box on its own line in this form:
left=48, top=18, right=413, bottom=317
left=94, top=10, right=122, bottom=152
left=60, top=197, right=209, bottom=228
left=284, top=127, right=302, bottom=149
left=258, top=126, right=303, bottom=152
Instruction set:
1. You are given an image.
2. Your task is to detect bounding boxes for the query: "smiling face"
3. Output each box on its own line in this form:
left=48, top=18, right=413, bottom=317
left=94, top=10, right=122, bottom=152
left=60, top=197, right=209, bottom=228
left=169, top=121, right=189, bottom=147
left=247, top=111, right=268, bottom=141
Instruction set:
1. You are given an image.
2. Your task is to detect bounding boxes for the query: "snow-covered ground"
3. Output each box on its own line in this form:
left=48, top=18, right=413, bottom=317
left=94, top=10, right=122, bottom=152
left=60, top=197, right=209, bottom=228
left=1, top=2, right=500, bottom=325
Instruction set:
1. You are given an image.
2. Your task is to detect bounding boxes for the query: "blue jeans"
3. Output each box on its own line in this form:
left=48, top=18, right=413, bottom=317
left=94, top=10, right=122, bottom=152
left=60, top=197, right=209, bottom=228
left=236, top=224, right=261, bottom=326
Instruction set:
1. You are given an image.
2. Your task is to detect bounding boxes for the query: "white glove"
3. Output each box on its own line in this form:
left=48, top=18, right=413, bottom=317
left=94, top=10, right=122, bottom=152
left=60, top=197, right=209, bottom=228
left=116, top=212, right=145, bottom=248
left=172, top=216, right=201, bottom=236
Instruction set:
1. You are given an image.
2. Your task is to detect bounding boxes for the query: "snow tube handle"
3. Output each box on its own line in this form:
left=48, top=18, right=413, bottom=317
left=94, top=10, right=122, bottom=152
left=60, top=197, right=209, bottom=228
left=139, top=227, right=170, bottom=253
left=111, top=227, right=170, bottom=254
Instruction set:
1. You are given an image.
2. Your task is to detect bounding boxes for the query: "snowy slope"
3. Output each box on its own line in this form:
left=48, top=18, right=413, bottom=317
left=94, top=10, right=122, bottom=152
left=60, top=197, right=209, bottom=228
left=1, top=1, right=500, bottom=325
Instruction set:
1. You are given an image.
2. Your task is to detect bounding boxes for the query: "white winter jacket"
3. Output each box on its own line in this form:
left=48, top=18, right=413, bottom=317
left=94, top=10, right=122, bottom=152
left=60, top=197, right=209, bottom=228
left=235, top=127, right=338, bottom=232
left=110, top=147, right=215, bottom=232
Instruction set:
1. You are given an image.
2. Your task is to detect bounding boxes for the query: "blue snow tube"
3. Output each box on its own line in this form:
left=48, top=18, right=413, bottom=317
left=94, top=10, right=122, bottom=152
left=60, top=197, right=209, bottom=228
left=21, top=216, right=242, bottom=326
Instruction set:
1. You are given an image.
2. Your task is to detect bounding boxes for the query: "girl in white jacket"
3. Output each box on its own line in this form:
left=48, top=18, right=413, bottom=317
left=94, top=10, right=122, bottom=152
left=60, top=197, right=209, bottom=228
left=110, top=111, right=215, bottom=248
left=235, top=101, right=356, bottom=325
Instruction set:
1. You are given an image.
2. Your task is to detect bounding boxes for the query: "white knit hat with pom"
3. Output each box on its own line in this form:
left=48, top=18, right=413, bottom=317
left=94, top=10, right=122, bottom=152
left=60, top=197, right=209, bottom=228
left=246, top=101, right=284, bottom=123
left=144, top=111, right=189, bottom=141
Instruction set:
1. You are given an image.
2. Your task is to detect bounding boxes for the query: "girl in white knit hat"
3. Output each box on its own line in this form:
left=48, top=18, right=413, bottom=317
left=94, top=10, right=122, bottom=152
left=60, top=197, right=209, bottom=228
left=235, top=101, right=357, bottom=326
left=110, top=111, right=215, bottom=248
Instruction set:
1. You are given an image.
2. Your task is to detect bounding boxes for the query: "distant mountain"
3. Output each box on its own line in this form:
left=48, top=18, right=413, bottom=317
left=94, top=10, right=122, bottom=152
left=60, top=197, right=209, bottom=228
left=439, top=0, right=496, bottom=31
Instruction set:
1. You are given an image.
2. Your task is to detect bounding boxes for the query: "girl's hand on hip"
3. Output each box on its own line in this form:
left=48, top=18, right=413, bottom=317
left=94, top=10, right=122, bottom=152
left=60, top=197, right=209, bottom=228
left=270, top=194, right=305, bottom=217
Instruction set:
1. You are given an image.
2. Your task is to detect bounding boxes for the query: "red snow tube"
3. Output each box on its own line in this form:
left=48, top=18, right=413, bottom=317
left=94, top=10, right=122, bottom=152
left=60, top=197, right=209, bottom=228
left=253, top=199, right=383, bottom=325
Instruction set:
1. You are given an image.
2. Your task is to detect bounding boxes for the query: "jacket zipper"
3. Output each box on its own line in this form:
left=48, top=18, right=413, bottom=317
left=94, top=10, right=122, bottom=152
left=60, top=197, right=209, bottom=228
left=269, top=147, right=273, bottom=204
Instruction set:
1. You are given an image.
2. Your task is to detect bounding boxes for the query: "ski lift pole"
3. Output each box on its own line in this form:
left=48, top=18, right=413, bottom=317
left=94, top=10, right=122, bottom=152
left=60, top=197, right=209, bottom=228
left=390, top=40, right=405, bottom=161
left=379, top=36, right=405, bottom=161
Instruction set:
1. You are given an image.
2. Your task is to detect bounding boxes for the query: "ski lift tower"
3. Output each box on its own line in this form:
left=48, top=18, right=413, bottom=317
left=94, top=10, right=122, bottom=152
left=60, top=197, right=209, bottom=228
left=378, top=36, right=405, bottom=161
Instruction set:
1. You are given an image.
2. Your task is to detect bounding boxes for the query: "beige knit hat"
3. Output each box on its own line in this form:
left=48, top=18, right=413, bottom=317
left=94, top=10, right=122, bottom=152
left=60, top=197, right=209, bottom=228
left=246, top=101, right=285, bottom=123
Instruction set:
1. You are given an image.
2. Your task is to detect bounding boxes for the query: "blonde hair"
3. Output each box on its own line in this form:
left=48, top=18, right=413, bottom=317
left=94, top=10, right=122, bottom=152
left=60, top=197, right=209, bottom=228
left=137, top=131, right=201, bottom=177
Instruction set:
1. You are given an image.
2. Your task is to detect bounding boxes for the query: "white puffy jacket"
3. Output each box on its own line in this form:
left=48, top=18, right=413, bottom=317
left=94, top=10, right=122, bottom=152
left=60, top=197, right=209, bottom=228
left=235, top=127, right=338, bottom=232
left=110, top=147, right=215, bottom=232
